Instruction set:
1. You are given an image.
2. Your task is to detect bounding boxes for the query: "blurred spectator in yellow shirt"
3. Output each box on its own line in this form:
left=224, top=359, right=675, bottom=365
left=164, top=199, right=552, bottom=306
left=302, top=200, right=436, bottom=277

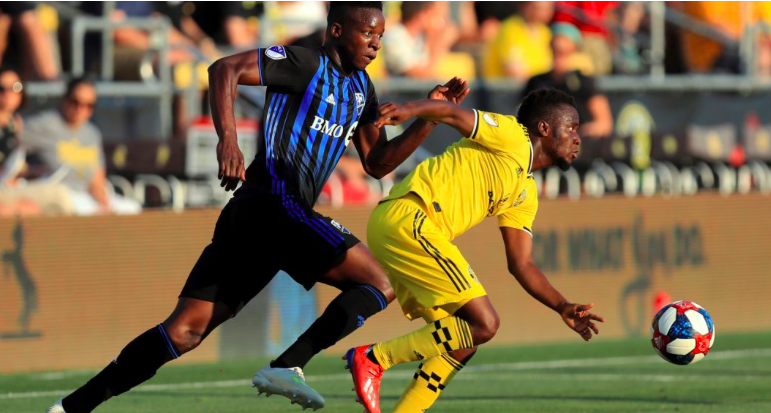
left=482, top=1, right=555, bottom=80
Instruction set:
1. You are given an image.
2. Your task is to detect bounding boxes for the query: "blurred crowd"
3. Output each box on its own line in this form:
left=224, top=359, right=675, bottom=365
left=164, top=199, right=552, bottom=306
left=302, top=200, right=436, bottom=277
left=2, top=1, right=771, bottom=216
left=0, top=71, right=141, bottom=216
left=2, top=1, right=771, bottom=82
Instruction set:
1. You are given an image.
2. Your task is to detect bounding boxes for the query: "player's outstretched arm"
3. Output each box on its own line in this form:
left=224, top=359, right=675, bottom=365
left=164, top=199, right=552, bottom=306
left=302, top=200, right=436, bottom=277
left=374, top=96, right=476, bottom=137
left=208, top=50, right=262, bottom=191
left=500, top=227, right=606, bottom=341
left=352, top=77, right=470, bottom=179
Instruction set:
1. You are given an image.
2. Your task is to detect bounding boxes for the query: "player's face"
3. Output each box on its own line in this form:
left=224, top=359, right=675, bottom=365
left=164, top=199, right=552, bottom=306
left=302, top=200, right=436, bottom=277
left=548, top=105, right=581, bottom=171
left=339, top=9, right=385, bottom=71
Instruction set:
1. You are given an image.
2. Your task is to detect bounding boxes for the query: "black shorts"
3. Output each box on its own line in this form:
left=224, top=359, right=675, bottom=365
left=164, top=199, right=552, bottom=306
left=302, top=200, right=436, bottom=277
left=180, top=195, right=360, bottom=313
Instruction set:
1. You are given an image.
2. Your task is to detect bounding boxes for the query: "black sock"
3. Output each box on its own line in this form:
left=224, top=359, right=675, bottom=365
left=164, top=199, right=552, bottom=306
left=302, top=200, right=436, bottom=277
left=271, top=284, right=387, bottom=369
left=62, top=324, right=180, bottom=413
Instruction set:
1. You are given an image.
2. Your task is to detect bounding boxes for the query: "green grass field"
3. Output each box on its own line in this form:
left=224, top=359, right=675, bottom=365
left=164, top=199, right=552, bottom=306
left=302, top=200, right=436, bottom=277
left=3, top=331, right=771, bottom=413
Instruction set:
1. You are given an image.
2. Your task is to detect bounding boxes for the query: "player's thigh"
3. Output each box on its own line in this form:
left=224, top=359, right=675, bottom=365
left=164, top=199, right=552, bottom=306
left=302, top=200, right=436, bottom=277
left=369, top=198, right=487, bottom=321
left=318, top=243, right=393, bottom=299
left=179, top=200, right=280, bottom=314
left=276, top=201, right=384, bottom=292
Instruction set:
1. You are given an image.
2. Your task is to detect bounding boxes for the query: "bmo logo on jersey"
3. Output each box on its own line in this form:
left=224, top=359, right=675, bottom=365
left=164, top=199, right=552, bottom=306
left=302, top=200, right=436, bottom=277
left=311, top=116, right=344, bottom=137
left=311, top=116, right=359, bottom=146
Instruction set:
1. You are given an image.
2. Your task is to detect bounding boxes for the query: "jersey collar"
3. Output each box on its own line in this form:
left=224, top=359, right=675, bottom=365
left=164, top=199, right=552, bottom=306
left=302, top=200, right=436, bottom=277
left=321, top=47, right=359, bottom=79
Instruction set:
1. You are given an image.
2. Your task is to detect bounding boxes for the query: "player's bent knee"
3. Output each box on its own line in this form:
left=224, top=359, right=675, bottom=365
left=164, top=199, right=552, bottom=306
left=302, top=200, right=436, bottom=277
left=375, top=282, right=395, bottom=304
left=469, top=314, right=500, bottom=345
left=165, top=323, right=206, bottom=354
left=361, top=267, right=394, bottom=303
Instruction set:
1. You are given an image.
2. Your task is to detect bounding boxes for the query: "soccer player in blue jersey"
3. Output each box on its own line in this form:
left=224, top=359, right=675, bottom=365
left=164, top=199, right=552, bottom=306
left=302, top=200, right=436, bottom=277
left=46, top=2, right=469, bottom=413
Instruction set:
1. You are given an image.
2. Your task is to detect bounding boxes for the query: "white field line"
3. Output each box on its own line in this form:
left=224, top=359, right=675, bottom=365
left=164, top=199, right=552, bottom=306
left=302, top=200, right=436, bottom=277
left=2, top=347, right=770, bottom=400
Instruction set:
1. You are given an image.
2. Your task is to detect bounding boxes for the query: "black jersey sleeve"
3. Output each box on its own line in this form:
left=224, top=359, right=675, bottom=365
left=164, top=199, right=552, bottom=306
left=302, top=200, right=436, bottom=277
left=258, top=45, right=321, bottom=93
left=359, top=74, right=380, bottom=124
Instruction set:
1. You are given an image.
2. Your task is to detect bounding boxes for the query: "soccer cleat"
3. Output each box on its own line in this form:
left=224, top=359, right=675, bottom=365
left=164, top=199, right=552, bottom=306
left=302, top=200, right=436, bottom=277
left=45, top=399, right=66, bottom=413
left=344, top=345, right=383, bottom=413
left=252, top=365, right=325, bottom=411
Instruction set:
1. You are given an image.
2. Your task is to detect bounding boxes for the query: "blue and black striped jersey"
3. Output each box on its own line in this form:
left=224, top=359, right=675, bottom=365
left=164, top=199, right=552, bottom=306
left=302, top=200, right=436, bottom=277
left=235, top=45, right=378, bottom=206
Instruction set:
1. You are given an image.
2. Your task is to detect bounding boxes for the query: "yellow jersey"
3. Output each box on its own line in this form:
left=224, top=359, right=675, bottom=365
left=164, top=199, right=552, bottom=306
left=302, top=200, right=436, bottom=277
left=383, top=109, right=539, bottom=240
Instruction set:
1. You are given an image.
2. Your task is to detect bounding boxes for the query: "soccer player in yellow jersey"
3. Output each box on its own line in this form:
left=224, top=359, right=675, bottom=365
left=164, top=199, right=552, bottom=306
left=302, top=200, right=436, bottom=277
left=344, top=89, right=606, bottom=413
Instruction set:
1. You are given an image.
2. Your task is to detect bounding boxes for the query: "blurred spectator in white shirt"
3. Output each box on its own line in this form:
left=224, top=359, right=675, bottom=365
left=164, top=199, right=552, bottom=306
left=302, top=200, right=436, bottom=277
left=21, top=77, right=141, bottom=215
left=382, top=1, right=459, bottom=78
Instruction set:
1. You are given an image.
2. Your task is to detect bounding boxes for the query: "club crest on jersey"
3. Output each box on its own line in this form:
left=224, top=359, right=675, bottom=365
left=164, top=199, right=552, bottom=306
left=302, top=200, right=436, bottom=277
left=483, top=113, right=499, bottom=127
left=513, top=189, right=527, bottom=207
left=330, top=220, right=351, bottom=234
left=355, top=93, right=365, bottom=116
left=266, top=45, right=287, bottom=60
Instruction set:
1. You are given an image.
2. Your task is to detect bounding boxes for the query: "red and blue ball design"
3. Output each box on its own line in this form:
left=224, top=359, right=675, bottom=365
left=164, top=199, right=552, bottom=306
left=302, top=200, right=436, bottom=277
left=651, top=300, right=715, bottom=365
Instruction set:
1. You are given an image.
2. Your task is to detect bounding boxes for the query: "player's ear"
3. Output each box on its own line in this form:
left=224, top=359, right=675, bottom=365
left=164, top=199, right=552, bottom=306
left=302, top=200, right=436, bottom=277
left=329, top=22, right=343, bottom=39
left=537, top=119, right=550, bottom=138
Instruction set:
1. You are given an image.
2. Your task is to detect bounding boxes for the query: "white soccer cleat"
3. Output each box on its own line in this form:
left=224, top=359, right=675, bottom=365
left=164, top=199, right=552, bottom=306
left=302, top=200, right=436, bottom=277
left=45, top=399, right=66, bottom=413
left=252, top=365, right=325, bottom=411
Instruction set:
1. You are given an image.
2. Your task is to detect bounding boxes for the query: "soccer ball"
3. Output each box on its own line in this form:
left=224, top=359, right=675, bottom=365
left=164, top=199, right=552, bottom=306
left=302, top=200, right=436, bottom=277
left=651, top=300, right=715, bottom=365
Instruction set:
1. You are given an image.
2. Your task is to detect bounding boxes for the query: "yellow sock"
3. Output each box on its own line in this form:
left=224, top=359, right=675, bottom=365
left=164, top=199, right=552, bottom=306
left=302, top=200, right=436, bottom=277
left=372, top=317, right=473, bottom=371
left=392, top=354, right=464, bottom=413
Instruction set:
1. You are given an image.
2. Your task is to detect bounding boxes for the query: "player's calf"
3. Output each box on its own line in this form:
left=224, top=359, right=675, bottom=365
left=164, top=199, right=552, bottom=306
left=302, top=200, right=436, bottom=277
left=58, top=324, right=182, bottom=413
left=272, top=284, right=388, bottom=369
left=392, top=353, right=469, bottom=413
left=55, top=299, right=231, bottom=413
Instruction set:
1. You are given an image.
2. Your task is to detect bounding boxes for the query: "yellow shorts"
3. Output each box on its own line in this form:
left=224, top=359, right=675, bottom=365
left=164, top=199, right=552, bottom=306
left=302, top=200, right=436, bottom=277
left=367, top=194, right=487, bottom=322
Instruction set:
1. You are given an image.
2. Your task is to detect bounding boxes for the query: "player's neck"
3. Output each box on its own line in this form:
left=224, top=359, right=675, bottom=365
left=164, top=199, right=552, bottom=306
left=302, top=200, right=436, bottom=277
left=530, top=138, right=552, bottom=171
left=322, top=44, right=355, bottom=76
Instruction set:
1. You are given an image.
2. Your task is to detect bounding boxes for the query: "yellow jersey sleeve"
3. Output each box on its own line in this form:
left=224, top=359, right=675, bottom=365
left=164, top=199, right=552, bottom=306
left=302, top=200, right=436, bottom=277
left=497, top=178, right=539, bottom=236
left=468, top=109, right=530, bottom=157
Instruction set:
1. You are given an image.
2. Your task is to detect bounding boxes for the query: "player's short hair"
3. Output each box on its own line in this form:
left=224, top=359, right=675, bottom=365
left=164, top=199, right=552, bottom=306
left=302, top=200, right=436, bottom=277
left=65, top=76, right=95, bottom=98
left=401, top=2, right=434, bottom=23
left=517, top=88, right=577, bottom=134
left=327, top=2, right=383, bottom=25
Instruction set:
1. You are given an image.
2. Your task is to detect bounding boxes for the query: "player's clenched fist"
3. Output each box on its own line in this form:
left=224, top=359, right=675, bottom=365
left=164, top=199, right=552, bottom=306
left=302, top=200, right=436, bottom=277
left=217, top=139, right=246, bottom=191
